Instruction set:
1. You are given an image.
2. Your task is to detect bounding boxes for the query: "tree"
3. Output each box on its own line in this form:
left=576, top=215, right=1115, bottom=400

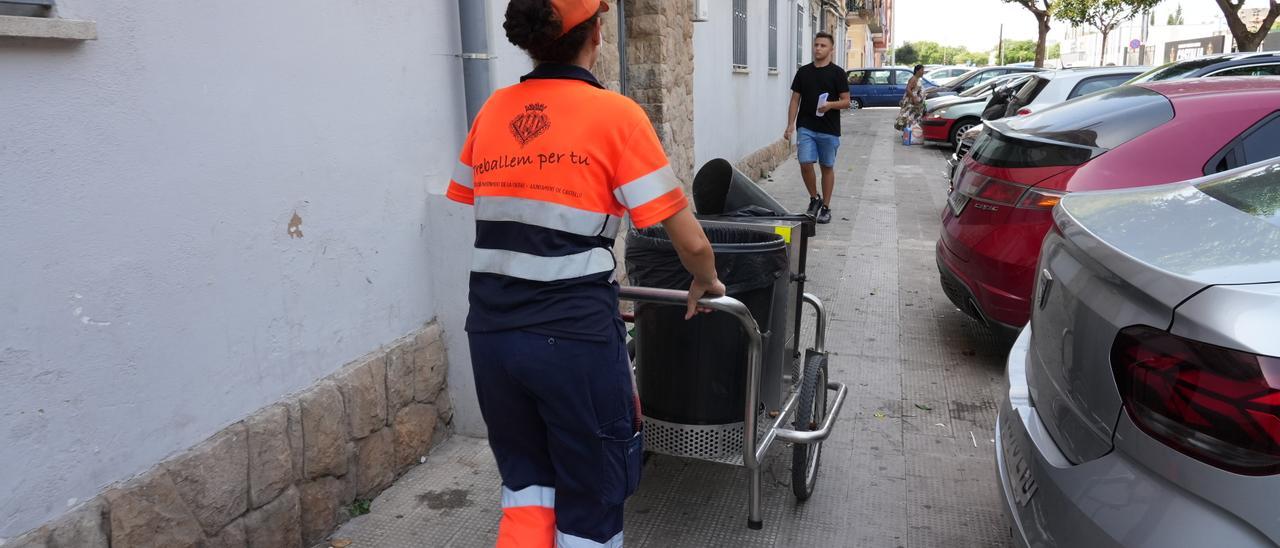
left=895, top=43, right=919, bottom=65
left=1056, top=0, right=1162, bottom=66
left=1167, top=4, right=1184, bottom=25
left=1003, top=0, right=1054, bottom=67
left=1213, top=0, right=1280, bottom=52
left=1048, top=43, right=1062, bottom=60
left=1001, top=39, right=1040, bottom=63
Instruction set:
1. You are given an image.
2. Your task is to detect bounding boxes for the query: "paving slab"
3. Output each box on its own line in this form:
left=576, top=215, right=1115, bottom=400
left=330, top=108, right=1013, bottom=547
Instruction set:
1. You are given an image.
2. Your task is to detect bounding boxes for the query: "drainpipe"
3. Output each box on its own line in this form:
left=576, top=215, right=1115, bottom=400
left=458, top=0, right=493, bottom=126
left=617, top=0, right=629, bottom=97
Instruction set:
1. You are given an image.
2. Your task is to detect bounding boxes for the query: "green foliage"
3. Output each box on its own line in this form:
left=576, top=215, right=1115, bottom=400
left=895, top=43, right=919, bottom=65
left=1056, top=0, right=1162, bottom=34
left=348, top=499, right=372, bottom=517
left=900, top=41, right=978, bottom=65
left=1167, top=4, right=1184, bottom=25
left=1001, top=39, right=1040, bottom=63
left=1049, top=43, right=1062, bottom=59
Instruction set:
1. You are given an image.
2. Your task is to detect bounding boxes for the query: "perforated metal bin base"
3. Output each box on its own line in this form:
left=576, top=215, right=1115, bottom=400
left=643, top=415, right=774, bottom=466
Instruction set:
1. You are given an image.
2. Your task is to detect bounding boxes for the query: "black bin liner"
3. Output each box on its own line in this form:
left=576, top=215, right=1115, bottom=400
left=625, top=225, right=788, bottom=425
left=693, top=158, right=790, bottom=216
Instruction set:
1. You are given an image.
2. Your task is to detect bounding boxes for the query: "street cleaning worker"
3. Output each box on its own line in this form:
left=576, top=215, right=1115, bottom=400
left=445, top=0, right=726, bottom=546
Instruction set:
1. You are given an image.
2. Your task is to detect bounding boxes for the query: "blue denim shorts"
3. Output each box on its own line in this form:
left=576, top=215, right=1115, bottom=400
left=797, top=127, right=840, bottom=167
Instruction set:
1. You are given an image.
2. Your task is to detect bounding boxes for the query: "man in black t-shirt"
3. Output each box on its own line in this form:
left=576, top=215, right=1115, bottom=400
left=785, top=32, right=850, bottom=224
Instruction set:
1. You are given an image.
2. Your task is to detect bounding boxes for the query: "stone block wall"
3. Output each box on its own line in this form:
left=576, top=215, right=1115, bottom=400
left=624, top=0, right=696, bottom=187
left=736, top=138, right=796, bottom=182
left=5, top=323, right=452, bottom=548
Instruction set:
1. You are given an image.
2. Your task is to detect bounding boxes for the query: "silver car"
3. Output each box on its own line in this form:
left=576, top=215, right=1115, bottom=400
left=997, top=160, right=1280, bottom=546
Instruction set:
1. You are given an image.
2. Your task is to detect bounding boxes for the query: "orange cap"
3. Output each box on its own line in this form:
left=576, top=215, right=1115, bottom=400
left=551, top=0, right=609, bottom=37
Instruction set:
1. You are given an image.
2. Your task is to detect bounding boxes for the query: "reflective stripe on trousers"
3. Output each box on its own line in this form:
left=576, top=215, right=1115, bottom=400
left=497, top=485, right=625, bottom=548
left=498, top=485, right=556, bottom=548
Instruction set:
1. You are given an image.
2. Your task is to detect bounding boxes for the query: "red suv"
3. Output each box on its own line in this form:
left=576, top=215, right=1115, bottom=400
left=937, top=78, right=1280, bottom=335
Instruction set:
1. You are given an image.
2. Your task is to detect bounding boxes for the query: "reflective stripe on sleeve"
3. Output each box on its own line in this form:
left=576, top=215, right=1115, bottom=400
left=555, top=529, right=623, bottom=548
left=477, top=196, right=622, bottom=238
left=472, top=247, right=616, bottom=282
left=501, top=485, right=555, bottom=509
left=613, top=165, right=679, bottom=210
left=451, top=161, right=474, bottom=189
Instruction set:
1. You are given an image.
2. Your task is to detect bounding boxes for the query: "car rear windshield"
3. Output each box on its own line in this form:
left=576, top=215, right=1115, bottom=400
left=970, top=85, right=1174, bottom=168
left=1129, top=56, right=1235, bottom=83
left=1003, top=85, right=1174, bottom=149
left=969, top=129, right=1096, bottom=168
left=1197, top=162, right=1280, bottom=228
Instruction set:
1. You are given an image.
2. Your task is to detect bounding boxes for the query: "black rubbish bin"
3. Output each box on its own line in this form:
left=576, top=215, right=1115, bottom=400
left=625, top=225, right=788, bottom=425
left=692, top=158, right=790, bottom=216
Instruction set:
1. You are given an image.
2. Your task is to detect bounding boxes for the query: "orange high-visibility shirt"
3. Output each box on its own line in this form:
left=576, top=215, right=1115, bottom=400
left=447, top=64, right=687, bottom=339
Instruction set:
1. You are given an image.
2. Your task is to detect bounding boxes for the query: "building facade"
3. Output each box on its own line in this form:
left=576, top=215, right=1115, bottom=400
left=845, top=0, right=892, bottom=68
left=0, top=0, right=821, bottom=545
left=1056, top=3, right=1279, bottom=67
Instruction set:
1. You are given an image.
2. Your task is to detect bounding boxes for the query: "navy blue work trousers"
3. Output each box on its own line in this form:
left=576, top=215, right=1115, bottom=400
left=469, top=321, right=642, bottom=546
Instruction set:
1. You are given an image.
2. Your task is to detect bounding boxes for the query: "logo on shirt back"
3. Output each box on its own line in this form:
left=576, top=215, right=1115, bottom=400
left=510, top=103, right=551, bottom=147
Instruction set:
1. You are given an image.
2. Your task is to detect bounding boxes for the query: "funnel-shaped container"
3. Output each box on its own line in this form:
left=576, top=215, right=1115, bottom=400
left=692, top=159, right=789, bottom=216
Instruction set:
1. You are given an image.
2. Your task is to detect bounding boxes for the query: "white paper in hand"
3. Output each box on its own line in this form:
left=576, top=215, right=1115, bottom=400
left=816, top=93, right=829, bottom=116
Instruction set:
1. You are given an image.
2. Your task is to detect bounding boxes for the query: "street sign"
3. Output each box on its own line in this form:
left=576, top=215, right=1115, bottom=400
left=1130, top=39, right=1142, bottom=50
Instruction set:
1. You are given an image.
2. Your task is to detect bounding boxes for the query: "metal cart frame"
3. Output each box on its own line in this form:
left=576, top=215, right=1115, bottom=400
left=619, top=285, right=849, bottom=529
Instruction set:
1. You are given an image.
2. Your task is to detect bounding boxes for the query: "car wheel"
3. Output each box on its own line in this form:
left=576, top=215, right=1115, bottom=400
left=949, top=118, right=979, bottom=146
left=850, top=98, right=862, bottom=110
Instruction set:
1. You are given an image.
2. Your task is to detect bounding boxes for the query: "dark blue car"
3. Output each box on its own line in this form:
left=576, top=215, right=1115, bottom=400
left=846, top=67, right=936, bottom=109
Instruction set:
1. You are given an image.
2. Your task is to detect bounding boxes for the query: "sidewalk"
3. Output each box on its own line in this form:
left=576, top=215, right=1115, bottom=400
left=329, top=109, right=1013, bottom=547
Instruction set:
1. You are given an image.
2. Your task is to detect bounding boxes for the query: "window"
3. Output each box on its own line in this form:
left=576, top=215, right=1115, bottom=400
left=1206, top=112, right=1280, bottom=174
left=0, top=0, right=53, bottom=17
left=892, top=70, right=913, bottom=85
left=867, top=70, right=891, bottom=85
left=733, top=0, right=748, bottom=70
left=1067, top=75, right=1136, bottom=100
left=847, top=70, right=867, bottom=84
left=796, top=4, right=804, bottom=67
left=1209, top=64, right=1280, bottom=77
left=1241, top=116, right=1280, bottom=164
left=1197, top=162, right=1280, bottom=228
left=0, top=0, right=96, bottom=40
left=768, top=0, right=779, bottom=71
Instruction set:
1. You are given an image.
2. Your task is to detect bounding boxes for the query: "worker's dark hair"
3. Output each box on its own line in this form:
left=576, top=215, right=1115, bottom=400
left=505, top=0, right=601, bottom=63
left=914, top=64, right=925, bottom=74
left=814, top=32, right=835, bottom=45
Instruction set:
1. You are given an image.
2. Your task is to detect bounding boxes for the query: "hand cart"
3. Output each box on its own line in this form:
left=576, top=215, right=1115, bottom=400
left=620, top=211, right=849, bottom=530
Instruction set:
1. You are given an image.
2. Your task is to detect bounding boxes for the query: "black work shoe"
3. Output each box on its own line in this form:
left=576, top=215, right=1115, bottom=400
left=817, top=206, right=832, bottom=224
left=806, top=196, right=823, bottom=217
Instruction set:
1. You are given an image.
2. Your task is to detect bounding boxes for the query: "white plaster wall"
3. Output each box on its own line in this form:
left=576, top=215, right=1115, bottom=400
left=430, top=0, right=536, bottom=441
left=693, top=0, right=802, bottom=170
left=0, top=0, right=467, bottom=538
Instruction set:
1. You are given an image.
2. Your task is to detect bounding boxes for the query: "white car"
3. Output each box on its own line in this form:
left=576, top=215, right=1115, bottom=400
left=924, top=66, right=971, bottom=86
left=1002, top=66, right=1149, bottom=118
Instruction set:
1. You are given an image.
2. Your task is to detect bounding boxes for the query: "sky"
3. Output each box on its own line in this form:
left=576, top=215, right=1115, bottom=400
left=893, top=0, right=1274, bottom=52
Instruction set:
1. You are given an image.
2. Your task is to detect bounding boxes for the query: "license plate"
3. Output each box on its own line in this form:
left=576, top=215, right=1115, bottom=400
left=948, top=191, right=969, bottom=216
left=1001, top=418, right=1039, bottom=507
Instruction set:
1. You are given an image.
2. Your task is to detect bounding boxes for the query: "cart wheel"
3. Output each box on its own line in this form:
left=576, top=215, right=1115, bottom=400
left=792, top=351, right=828, bottom=501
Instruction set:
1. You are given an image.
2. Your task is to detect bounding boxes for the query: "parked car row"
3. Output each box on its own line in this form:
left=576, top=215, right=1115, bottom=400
left=928, top=52, right=1280, bottom=547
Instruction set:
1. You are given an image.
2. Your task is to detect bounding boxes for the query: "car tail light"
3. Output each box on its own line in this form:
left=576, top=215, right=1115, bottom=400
left=955, top=170, right=1066, bottom=210
left=1017, top=108, right=1033, bottom=116
left=974, top=178, right=1025, bottom=204
left=1112, top=326, right=1280, bottom=475
left=1018, top=188, right=1066, bottom=209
